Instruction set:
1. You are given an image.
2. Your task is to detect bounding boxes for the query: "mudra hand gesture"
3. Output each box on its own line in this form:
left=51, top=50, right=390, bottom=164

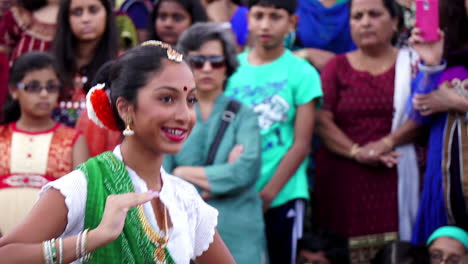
left=93, top=191, right=160, bottom=245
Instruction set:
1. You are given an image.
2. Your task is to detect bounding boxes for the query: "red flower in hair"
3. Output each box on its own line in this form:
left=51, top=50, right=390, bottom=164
left=86, top=84, right=119, bottom=131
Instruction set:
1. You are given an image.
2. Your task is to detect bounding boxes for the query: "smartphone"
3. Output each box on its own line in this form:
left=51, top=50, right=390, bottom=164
left=415, top=0, right=439, bottom=42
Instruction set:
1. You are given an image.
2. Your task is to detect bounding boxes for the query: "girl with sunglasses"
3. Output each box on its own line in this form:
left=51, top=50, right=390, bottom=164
left=0, top=0, right=60, bottom=117
left=0, top=51, right=89, bottom=236
left=164, top=22, right=267, bottom=264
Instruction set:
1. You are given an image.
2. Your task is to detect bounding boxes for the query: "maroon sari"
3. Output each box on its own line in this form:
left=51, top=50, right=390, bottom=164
left=315, top=55, right=398, bottom=263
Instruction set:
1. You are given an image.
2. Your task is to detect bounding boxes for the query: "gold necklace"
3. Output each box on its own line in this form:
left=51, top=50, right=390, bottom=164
left=137, top=203, right=169, bottom=263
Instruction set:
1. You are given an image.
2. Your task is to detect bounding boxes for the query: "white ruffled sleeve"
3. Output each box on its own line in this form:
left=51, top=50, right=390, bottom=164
left=192, top=189, right=219, bottom=257
left=39, top=170, right=87, bottom=236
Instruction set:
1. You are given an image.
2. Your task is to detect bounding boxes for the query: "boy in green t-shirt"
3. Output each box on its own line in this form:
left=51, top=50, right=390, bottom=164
left=224, top=0, right=322, bottom=263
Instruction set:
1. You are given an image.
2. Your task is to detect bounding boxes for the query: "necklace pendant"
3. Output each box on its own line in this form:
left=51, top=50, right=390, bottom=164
left=154, top=247, right=166, bottom=263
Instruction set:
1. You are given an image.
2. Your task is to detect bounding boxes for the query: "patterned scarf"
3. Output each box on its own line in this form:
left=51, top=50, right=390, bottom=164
left=78, top=152, right=175, bottom=264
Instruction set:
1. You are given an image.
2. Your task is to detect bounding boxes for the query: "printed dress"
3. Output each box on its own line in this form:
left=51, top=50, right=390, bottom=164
left=0, top=122, right=81, bottom=234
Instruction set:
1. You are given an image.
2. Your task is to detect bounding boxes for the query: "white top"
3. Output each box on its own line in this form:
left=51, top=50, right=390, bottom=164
left=40, top=146, right=219, bottom=264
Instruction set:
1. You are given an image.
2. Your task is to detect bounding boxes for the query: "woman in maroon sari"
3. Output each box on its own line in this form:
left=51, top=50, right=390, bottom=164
left=315, top=0, right=420, bottom=262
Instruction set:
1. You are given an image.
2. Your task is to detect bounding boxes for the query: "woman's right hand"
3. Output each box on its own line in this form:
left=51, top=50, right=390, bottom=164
left=409, top=27, right=444, bottom=66
left=92, top=191, right=159, bottom=246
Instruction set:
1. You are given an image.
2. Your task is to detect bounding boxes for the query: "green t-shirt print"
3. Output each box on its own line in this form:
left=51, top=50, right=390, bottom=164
left=225, top=50, right=323, bottom=208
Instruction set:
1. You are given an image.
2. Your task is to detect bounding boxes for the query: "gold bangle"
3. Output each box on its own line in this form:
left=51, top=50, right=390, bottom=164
left=349, top=143, right=361, bottom=159
left=382, top=137, right=394, bottom=149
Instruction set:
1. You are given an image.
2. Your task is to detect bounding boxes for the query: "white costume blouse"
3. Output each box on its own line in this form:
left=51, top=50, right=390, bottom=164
left=40, top=146, right=219, bottom=263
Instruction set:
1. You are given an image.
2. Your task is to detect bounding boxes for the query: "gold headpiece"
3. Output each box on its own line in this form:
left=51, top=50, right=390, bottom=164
left=141, top=40, right=183, bottom=62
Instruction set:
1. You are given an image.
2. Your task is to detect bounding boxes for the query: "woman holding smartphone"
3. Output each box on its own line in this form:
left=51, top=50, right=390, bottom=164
left=410, top=0, right=468, bottom=244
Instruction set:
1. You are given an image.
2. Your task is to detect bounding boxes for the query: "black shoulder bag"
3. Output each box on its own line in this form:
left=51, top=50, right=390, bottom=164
left=204, top=100, right=241, bottom=165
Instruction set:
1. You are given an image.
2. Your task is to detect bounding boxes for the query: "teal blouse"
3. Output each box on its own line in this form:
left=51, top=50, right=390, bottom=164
left=163, top=94, right=268, bottom=264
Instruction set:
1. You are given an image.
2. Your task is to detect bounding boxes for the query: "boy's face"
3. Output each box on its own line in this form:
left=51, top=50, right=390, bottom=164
left=248, top=5, right=296, bottom=50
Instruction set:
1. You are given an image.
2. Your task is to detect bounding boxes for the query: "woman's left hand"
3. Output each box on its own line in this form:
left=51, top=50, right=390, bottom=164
left=413, top=83, right=461, bottom=116
left=358, top=140, right=393, bottom=161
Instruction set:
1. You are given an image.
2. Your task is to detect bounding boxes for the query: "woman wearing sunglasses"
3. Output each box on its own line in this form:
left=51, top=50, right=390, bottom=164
left=0, top=51, right=89, bottom=236
left=164, top=22, right=268, bottom=264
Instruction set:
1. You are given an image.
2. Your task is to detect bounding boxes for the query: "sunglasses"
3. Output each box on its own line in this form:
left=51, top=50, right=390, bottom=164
left=188, top=55, right=226, bottom=69
left=17, top=82, right=61, bottom=94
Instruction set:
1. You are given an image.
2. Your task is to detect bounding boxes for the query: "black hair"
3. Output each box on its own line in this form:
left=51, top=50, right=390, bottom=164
left=51, top=0, right=119, bottom=98
left=177, top=22, right=239, bottom=80
left=103, top=44, right=187, bottom=130
left=1, top=52, right=63, bottom=124
left=371, top=241, right=430, bottom=264
left=147, top=0, right=208, bottom=43
left=440, top=0, right=468, bottom=68
left=17, top=0, right=47, bottom=11
left=299, top=230, right=350, bottom=264
left=349, top=0, right=404, bottom=45
left=247, top=0, right=297, bottom=14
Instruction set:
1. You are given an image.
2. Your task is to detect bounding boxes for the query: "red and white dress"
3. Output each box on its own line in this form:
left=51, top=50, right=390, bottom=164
left=0, top=122, right=81, bottom=234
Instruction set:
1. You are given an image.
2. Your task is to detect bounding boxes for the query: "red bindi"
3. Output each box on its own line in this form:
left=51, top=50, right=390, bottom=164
left=183, top=86, right=188, bottom=92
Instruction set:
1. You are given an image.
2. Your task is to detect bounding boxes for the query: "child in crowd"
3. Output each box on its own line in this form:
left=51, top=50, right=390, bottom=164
left=0, top=0, right=60, bottom=116
left=51, top=0, right=119, bottom=127
left=0, top=51, right=88, bottom=235
left=52, top=0, right=122, bottom=157
left=297, top=230, right=350, bottom=264
left=225, top=0, right=323, bottom=263
left=147, top=0, right=207, bottom=46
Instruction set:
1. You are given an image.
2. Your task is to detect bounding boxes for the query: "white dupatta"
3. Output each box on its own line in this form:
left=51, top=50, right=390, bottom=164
left=393, top=48, right=420, bottom=241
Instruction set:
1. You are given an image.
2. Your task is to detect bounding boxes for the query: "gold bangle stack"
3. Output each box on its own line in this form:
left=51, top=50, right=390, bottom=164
left=349, top=143, right=361, bottom=159
left=381, top=137, right=394, bottom=149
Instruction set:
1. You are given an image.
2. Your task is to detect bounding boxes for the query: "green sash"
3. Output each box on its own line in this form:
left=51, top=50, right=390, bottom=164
left=78, top=152, right=175, bottom=263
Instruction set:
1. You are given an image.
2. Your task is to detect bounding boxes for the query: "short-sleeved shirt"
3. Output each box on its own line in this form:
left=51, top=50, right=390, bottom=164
left=40, top=146, right=218, bottom=263
left=225, top=49, right=322, bottom=208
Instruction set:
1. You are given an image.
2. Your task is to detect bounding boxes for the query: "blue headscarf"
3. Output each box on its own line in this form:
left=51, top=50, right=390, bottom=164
left=427, top=226, right=468, bottom=249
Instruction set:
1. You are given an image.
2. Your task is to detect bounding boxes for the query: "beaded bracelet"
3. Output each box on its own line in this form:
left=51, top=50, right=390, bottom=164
left=58, top=238, right=64, bottom=264
left=50, top=238, right=57, bottom=264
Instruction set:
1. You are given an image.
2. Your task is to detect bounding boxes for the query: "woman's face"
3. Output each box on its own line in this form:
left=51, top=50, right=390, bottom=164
left=127, top=60, right=197, bottom=155
left=187, top=39, right=227, bottom=96
left=11, top=68, right=61, bottom=120
left=69, top=0, right=107, bottom=42
left=350, top=0, right=397, bottom=49
left=429, top=237, right=467, bottom=264
left=155, top=1, right=192, bottom=45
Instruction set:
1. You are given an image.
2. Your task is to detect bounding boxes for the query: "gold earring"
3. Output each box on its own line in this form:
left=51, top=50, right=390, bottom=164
left=123, top=119, right=134, bottom=136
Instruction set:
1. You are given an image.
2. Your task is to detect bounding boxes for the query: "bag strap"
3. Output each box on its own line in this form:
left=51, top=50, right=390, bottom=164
left=204, top=100, right=241, bottom=165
